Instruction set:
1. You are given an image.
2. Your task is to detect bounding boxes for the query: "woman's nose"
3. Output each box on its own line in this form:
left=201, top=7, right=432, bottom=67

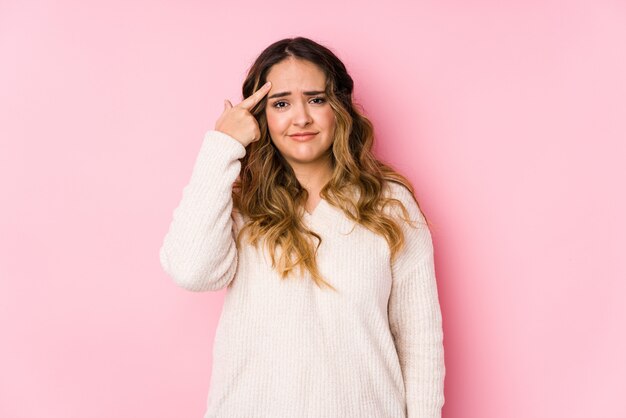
left=292, top=101, right=313, bottom=125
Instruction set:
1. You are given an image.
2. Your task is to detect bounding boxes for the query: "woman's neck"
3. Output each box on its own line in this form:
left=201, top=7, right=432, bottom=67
left=291, top=159, right=333, bottom=198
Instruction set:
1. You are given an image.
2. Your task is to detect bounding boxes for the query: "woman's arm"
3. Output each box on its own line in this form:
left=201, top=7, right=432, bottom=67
left=387, top=183, right=446, bottom=417
left=159, top=130, right=246, bottom=291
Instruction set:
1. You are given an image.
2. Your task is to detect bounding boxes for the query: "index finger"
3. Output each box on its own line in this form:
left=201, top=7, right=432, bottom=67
left=237, top=81, right=272, bottom=111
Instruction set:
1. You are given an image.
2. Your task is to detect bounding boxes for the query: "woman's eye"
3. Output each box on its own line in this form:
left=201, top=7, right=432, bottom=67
left=272, top=97, right=326, bottom=109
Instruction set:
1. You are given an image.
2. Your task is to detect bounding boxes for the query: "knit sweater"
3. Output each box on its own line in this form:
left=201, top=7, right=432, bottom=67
left=159, top=130, right=446, bottom=418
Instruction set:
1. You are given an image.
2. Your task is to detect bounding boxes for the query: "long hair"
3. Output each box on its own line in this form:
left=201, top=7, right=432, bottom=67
left=232, top=36, right=429, bottom=292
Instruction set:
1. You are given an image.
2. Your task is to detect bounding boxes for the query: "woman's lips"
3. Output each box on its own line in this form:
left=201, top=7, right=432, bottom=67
left=289, top=133, right=317, bottom=141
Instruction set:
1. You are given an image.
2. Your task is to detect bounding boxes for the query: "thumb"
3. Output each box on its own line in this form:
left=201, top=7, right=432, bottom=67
left=224, top=99, right=233, bottom=110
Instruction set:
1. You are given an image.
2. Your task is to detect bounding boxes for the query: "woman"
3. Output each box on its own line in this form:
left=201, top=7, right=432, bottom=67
left=159, top=36, right=445, bottom=418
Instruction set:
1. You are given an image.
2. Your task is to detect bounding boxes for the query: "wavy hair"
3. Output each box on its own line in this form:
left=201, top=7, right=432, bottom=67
left=231, top=36, right=430, bottom=292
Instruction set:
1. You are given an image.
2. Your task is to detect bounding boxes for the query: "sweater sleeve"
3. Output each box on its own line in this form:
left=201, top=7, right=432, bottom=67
left=159, top=130, right=246, bottom=292
left=386, top=183, right=446, bottom=417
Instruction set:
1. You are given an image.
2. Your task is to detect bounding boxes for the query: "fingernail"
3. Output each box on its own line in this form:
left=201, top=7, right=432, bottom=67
left=263, top=81, right=271, bottom=88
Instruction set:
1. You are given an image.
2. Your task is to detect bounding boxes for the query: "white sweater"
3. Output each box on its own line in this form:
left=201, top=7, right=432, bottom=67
left=159, top=130, right=446, bottom=418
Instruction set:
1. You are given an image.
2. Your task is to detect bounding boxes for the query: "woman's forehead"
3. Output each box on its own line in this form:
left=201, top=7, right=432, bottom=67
left=266, top=59, right=326, bottom=86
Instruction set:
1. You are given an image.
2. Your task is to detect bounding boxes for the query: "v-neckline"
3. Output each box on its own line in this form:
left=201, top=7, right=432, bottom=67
left=303, top=198, right=328, bottom=219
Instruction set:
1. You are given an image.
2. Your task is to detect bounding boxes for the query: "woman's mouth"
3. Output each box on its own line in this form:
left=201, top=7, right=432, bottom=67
left=289, top=133, right=318, bottom=141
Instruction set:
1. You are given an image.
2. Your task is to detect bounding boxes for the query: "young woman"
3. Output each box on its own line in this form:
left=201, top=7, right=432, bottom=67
left=160, top=36, right=445, bottom=418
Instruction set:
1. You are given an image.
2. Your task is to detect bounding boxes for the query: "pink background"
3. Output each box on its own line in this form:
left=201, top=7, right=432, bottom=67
left=1, top=1, right=625, bottom=417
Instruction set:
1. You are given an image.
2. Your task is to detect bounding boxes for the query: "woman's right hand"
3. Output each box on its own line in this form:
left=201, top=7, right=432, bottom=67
left=214, top=81, right=272, bottom=147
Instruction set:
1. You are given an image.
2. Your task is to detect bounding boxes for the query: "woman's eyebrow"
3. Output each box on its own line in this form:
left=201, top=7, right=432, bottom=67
left=268, top=90, right=326, bottom=99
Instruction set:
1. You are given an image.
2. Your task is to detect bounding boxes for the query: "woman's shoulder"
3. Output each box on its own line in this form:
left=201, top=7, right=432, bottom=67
left=382, top=180, right=417, bottom=205
left=345, top=180, right=413, bottom=199
left=383, top=180, right=411, bottom=199
left=343, top=180, right=422, bottom=219
left=381, top=180, right=427, bottom=224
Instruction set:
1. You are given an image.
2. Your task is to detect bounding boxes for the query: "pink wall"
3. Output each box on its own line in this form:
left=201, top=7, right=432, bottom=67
left=1, top=1, right=624, bottom=417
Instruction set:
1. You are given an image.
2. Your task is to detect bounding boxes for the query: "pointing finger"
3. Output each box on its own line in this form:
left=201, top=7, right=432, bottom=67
left=238, top=81, right=272, bottom=111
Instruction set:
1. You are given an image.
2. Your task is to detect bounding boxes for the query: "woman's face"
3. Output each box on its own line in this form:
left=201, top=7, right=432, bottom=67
left=264, top=57, right=336, bottom=170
